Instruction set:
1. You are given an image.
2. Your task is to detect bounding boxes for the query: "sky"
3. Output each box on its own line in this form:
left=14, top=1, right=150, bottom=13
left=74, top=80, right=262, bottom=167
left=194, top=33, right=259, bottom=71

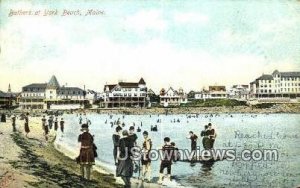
left=1, top=0, right=300, bottom=93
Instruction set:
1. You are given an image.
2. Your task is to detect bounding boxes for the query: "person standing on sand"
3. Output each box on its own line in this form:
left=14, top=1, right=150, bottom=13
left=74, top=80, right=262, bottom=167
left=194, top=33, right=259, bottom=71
left=113, top=126, right=122, bottom=165
left=141, top=131, right=152, bottom=182
left=77, top=124, right=95, bottom=180
left=42, top=115, right=46, bottom=131
left=116, top=130, right=134, bottom=188
left=1, top=113, right=6, bottom=122
left=60, top=118, right=64, bottom=133
left=44, top=122, right=49, bottom=141
left=79, top=114, right=82, bottom=124
left=11, top=114, right=16, bottom=132
left=54, top=117, right=58, bottom=131
left=48, top=116, right=53, bottom=130
left=24, top=113, right=30, bottom=137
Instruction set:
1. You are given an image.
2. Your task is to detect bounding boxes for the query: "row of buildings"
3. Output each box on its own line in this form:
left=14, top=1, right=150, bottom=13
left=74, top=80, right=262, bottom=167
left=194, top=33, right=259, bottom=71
left=0, top=70, right=299, bottom=110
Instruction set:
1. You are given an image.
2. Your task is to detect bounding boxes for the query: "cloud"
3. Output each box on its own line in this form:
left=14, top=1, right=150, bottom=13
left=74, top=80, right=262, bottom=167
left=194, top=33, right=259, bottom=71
left=174, top=12, right=209, bottom=25
left=123, top=10, right=166, bottom=33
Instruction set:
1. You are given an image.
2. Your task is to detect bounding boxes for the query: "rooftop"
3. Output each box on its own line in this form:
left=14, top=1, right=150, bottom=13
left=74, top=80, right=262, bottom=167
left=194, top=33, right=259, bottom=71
left=256, top=74, right=274, bottom=80
left=47, top=75, right=60, bottom=88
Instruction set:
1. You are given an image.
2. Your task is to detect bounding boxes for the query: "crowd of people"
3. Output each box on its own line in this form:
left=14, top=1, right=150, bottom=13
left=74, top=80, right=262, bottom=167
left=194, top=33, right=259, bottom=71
left=108, top=115, right=217, bottom=188
left=1, top=112, right=217, bottom=187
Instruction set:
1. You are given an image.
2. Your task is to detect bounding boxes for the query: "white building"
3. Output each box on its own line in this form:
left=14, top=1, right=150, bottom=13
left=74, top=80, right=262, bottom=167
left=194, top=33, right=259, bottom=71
left=250, top=70, right=300, bottom=98
left=228, top=85, right=250, bottom=101
left=20, top=76, right=87, bottom=110
left=159, top=87, right=187, bottom=106
left=250, top=70, right=300, bottom=101
left=85, top=89, right=98, bottom=105
left=194, top=86, right=228, bottom=100
left=103, top=78, right=148, bottom=108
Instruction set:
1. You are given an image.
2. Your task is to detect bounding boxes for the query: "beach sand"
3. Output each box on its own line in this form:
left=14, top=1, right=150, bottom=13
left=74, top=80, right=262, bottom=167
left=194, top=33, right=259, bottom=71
left=0, top=116, right=163, bottom=188
left=0, top=116, right=121, bottom=188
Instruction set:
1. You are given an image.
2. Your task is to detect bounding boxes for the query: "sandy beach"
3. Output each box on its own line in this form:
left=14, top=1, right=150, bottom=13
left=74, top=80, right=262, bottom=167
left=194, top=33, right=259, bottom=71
left=0, top=116, right=122, bottom=188
left=0, top=115, right=165, bottom=188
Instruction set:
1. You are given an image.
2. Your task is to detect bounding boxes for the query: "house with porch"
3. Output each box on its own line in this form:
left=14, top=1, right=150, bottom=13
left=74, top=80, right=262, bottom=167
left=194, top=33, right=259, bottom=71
left=103, top=78, right=148, bottom=108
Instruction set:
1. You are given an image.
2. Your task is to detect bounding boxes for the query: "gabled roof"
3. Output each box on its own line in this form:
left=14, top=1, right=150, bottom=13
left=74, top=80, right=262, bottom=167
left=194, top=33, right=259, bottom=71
left=165, top=87, right=178, bottom=95
left=148, top=89, right=156, bottom=95
left=256, top=74, right=273, bottom=80
left=23, top=83, right=47, bottom=90
left=47, top=75, right=60, bottom=88
left=87, top=89, right=97, bottom=94
left=118, top=82, right=139, bottom=88
left=138, top=78, right=146, bottom=85
left=0, top=90, right=9, bottom=98
left=104, top=84, right=117, bottom=92
left=0, top=91, right=18, bottom=98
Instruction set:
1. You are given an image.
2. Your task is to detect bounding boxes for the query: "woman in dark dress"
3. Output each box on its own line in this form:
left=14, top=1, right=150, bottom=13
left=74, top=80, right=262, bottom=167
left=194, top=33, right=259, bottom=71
left=12, top=115, right=17, bottom=132
left=77, top=124, right=95, bottom=180
left=112, top=126, right=122, bottom=165
left=44, top=122, right=49, bottom=141
left=24, top=113, right=30, bottom=137
left=54, top=117, right=58, bottom=131
left=60, top=118, right=64, bottom=133
left=116, top=130, right=133, bottom=188
left=200, top=125, right=210, bottom=150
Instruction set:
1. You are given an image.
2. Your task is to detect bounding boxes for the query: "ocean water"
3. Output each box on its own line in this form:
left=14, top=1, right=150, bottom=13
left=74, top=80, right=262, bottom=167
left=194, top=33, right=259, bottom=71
left=55, top=113, right=300, bottom=188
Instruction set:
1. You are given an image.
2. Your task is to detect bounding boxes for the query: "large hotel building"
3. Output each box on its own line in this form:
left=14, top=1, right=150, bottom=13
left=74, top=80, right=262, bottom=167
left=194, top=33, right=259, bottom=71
left=20, top=76, right=87, bottom=110
left=250, top=70, right=300, bottom=100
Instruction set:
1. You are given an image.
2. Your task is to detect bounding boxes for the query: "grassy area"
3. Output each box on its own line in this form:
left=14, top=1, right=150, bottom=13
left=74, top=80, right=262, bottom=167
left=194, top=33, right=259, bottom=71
left=181, top=99, right=248, bottom=107
left=9, top=132, right=121, bottom=188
